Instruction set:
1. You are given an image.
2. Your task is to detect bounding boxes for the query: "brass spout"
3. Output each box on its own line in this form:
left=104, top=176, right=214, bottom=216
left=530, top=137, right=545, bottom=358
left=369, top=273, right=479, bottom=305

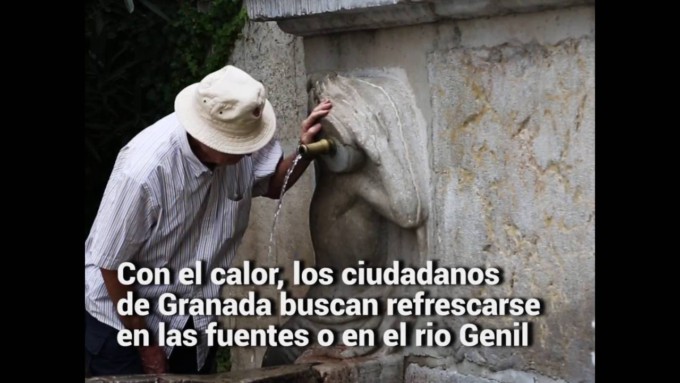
left=298, top=138, right=336, bottom=158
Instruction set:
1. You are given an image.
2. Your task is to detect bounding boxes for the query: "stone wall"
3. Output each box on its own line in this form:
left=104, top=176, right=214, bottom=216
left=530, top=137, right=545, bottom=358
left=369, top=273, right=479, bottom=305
left=232, top=2, right=595, bottom=382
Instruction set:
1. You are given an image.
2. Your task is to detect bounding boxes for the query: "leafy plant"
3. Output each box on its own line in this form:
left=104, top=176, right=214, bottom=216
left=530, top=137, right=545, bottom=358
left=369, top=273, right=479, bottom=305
left=216, top=346, right=231, bottom=372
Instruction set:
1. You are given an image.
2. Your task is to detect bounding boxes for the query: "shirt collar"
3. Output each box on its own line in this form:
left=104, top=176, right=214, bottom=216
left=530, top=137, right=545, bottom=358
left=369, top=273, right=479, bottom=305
left=175, top=119, right=212, bottom=177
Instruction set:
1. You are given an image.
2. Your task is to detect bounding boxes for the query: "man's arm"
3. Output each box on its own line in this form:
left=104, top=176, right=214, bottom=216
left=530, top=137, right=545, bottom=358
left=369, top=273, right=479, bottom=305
left=100, top=268, right=168, bottom=374
left=264, top=100, right=332, bottom=199
left=87, top=169, right=166, bottom=374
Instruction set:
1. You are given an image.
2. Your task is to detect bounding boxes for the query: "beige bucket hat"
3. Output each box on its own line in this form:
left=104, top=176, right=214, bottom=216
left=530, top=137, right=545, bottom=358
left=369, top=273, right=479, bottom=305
left=174, top=65, right=276, bottom=155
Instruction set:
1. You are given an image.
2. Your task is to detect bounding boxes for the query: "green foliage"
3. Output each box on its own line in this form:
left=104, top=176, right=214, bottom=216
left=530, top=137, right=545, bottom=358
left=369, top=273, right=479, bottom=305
left=172, top=0, right=246, bottom=92
left=85, top=0, right=246, bottom=238
left=216, top=346, right=231, bottom=373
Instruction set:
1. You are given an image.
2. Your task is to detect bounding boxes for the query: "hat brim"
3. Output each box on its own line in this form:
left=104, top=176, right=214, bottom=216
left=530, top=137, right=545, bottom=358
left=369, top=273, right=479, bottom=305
left=174, top=83, right=277, bottom=155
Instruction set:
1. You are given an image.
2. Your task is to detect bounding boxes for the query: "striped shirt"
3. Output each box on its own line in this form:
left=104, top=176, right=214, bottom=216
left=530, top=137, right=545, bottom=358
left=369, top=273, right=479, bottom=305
left=84, top=112, right=283, bottom=369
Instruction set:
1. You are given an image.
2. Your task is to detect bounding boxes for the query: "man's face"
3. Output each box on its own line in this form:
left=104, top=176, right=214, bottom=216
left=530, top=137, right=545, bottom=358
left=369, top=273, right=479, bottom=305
left=203, top=146, right=249, bottom=166
left=189, top=134, right=251, bottom=167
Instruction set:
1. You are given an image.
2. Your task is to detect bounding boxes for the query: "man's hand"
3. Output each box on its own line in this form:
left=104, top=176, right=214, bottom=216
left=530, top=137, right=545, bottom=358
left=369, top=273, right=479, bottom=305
left=300, top=100, right=332, bottom=145
left=263, top=99, right=333, bottom=198
left=138, top=344, right=168, bottom=374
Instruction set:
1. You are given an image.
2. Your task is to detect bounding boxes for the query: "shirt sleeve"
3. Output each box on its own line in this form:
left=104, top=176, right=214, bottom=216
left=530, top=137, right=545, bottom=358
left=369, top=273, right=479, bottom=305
left=251, top=138, right=284, bottom=197
left=85, top=172, right=158, bottom=270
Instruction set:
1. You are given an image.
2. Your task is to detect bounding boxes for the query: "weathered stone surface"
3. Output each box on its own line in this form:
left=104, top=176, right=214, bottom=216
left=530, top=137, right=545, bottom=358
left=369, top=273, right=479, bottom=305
left=312, top=353, right=404, bottom=383
left=296, top=7, right=594, bottom=382
left=246, top=0, right=405, bottom=18
left=427, top=36, right=594, bottom=381
left=244, top=0, right=593, bottom=36
left=85, top=363, right=321, bottom=383
left=227, top=4, right=594, bottom=383
left=405, top=363, right=572, bottom=383
left=405, top=364, right=497, bottom=383
left=222, top=20, right=311, bottom=371
left=404, top=362, right=569, bottom=383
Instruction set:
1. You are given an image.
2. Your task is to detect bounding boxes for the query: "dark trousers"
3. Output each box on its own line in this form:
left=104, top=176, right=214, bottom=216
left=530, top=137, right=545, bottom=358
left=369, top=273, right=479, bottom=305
left=85, top=311, right=217, bottom=376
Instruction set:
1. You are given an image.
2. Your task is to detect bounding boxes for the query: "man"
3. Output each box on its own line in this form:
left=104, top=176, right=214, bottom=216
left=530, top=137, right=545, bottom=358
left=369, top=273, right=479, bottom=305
left=84, top=65, right=332, bottom=376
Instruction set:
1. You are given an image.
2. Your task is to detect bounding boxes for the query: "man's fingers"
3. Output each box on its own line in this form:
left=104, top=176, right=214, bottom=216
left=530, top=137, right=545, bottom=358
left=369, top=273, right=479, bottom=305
left=301, top=100, right=332, bottom=137
left=144, top=360, right=166, bottom=374
left=305, top=101, right=332, bottom=122
left=314, top=100, right=332, bottom=111
left=307, top=123, right=322, bottom=135
left=140, top=345, right=168, bottom=374
left=300, top=123, right=322, bottom=145
left=303, top=123, right=322, bottom=137
left=309, top=107, right=331, bottom=120
left=303, top=109, right=331, bottom=130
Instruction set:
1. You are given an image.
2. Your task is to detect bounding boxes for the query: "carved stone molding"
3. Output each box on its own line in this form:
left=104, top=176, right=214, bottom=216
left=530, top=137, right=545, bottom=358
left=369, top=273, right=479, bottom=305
left=244, top=0, right=593, bottom=36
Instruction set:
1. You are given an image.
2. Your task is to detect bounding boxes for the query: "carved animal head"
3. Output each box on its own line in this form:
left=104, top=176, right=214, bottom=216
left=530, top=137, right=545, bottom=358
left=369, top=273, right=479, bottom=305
left=308, top=70, right=430, bottom=228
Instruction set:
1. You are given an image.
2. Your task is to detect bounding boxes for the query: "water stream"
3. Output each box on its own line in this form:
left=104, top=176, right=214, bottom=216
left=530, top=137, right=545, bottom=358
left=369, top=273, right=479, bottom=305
left=267, top=153, right=303, bottom=262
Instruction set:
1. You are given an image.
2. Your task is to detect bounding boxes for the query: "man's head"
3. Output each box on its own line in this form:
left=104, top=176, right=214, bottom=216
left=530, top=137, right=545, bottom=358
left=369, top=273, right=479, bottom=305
left=174, top=65, right=276, bottom=161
